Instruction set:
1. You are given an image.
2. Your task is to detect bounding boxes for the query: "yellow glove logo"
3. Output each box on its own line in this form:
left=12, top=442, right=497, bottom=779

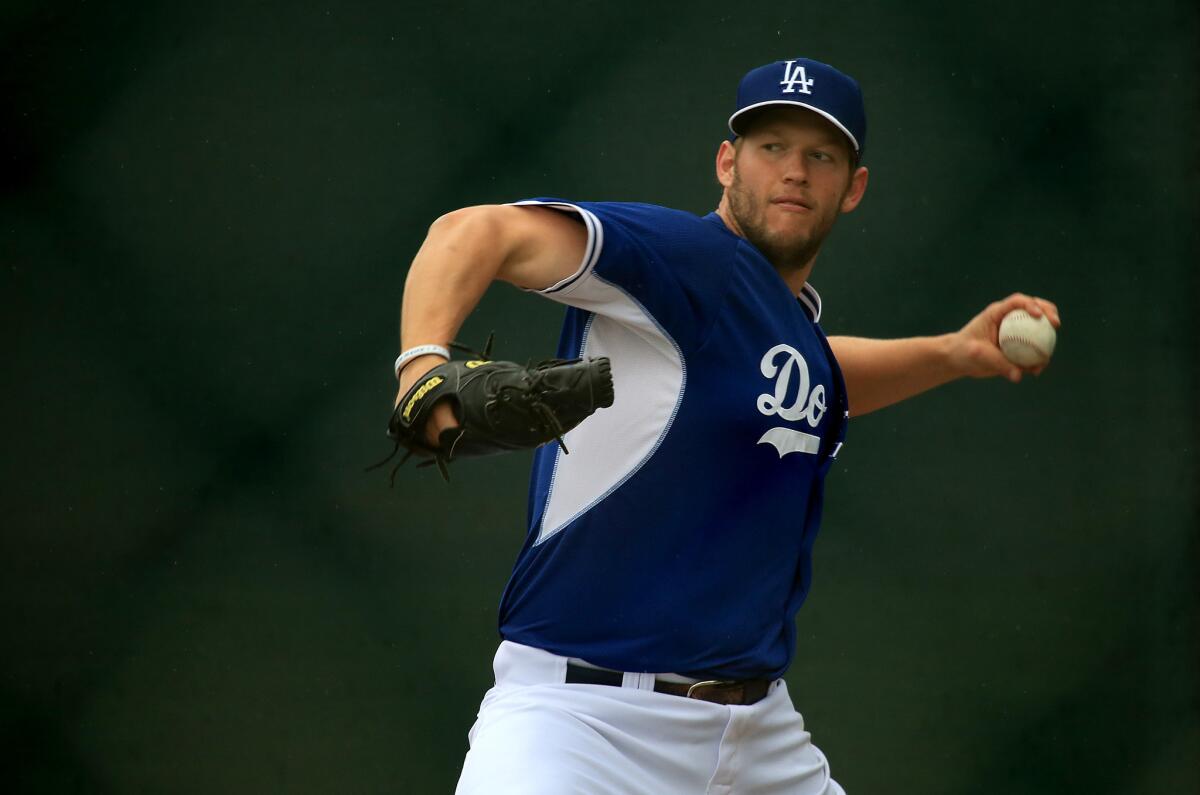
left=464, top=360, right=492, bottom=369
left=402, top=375, right=445, bottom=423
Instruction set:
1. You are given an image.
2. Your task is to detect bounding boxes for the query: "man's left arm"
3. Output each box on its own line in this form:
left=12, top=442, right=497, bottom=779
left=829, top=293, right=1061, bottom=417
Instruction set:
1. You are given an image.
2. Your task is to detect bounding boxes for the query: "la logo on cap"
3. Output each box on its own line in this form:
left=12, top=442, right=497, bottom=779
left=779, top=60, right=814, bottom=95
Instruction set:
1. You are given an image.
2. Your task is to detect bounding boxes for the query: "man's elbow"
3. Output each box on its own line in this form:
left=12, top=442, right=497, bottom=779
left=419, top=206, right=515, bottom=273
left=427, top=204, right=505, bottom=239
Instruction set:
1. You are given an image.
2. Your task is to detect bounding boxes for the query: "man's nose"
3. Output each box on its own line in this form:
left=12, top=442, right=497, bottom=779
left=781, top=153, right=809, bottom=184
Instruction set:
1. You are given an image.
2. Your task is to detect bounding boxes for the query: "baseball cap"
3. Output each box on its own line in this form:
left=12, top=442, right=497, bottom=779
left=728, top=58, right=867, bottom=157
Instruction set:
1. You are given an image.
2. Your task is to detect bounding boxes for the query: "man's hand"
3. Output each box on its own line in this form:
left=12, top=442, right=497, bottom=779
left=396, top=354, right=459, bottom=447
left=949, top=293, right=1061, bottom=383
left=829, top=292, right=1062, bottom=416
left=381, top=352, right=615, bottom=481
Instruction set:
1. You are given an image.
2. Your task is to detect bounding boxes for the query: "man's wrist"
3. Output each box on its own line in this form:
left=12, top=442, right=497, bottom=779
left=395, top=344, right=451, bottom=379
left=937, top=331, right=972, bottom=380
left=396, top=354, right=454, bottom=398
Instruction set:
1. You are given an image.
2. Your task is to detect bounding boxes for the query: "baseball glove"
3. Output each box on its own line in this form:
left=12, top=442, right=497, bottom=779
left=370, top=337, right=614, bottom=482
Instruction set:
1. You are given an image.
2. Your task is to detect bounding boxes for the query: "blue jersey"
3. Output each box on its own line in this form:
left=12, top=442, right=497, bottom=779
left=497, top=200, right=848, bottom=680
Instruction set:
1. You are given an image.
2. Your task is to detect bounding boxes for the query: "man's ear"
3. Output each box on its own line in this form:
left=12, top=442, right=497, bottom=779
left=840, top=165, right=869, bottom=213
left=716, top=140, right=737, bottom=188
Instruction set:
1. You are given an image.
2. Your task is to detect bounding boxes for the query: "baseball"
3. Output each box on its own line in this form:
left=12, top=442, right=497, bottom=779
left=998, top=309, right=1056, bottom=367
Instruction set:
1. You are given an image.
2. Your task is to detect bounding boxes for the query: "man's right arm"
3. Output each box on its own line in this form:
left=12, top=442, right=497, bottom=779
left=395, top=204, right=588, bottom=441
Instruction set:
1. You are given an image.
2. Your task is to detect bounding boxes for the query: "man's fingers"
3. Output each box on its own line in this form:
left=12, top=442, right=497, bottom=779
left=1021, top=297, right=1061, bottom=328
left=997, top=292, right=1061, bottom=328
left=1036, top=298, right=1061, bottom=328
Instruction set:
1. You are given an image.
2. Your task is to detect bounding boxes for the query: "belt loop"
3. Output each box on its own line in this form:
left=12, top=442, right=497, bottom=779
left=622, top=671, right=655, bottom=691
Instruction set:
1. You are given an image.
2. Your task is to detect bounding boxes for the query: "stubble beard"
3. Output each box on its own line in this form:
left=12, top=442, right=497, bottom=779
left=727, top=171, right=837, bottom=274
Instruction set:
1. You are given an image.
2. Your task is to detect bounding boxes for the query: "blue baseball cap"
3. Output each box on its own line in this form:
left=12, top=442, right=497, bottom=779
left=728, top=58, right=867, bottom=157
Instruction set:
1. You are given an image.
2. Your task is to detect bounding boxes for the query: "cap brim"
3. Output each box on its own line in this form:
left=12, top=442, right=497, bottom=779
left=727, top=100, right=860, bottom=153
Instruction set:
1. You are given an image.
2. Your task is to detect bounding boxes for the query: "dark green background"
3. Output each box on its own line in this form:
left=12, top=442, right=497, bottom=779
left=3, top=1, right=1196, bottom=792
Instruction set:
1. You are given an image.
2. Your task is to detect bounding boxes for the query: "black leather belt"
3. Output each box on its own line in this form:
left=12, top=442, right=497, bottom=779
left=565, top=663, right=772, bottom=706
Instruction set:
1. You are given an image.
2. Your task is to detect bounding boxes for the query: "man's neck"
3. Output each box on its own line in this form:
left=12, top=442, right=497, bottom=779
left=777, top=261, right=815, bottom=296
left=715, top=201, right=817, bottom=296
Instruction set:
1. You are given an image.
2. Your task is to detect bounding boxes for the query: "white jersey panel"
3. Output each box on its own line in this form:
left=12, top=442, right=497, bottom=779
left=536, top=294, right=684, bottom=544
left=509, top=201, right=685, bottom=545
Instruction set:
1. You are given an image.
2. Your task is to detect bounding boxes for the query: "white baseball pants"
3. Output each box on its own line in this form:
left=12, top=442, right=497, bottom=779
left=456, top=641, right=846, bottom=794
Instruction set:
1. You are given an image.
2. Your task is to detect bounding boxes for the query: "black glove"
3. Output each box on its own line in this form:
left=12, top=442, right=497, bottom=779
left=372, top=342, right=614, bottom=481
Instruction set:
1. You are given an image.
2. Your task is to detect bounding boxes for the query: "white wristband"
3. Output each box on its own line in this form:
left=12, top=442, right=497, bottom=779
left=394, top=344, right=451, bottom=379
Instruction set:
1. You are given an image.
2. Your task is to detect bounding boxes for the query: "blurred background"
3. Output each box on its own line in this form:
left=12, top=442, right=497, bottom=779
left=2, top=0, right=1196, bottom=792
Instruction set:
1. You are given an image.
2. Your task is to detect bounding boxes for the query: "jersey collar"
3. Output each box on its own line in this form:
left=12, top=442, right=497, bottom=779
left=798, top=283, right=822, bottom=323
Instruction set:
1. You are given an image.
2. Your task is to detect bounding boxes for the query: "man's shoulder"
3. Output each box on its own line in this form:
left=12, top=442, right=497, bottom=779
left=515, top=199, right=738, bottom=291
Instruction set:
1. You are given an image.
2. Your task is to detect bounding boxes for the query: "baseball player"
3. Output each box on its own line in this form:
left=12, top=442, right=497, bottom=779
left=388, top=58, right=1061, bottom=794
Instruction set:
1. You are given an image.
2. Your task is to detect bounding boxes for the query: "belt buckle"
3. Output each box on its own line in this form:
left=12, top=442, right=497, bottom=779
left=685, top=679, right=741, bottom=702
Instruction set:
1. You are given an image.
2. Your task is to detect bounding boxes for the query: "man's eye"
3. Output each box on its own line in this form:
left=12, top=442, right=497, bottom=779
left=762, top=143, right=784, bottom=152
left=810, top=151, right=833, bottom=162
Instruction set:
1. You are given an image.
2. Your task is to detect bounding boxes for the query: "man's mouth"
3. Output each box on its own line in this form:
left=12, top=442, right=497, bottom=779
left=771, top=197, right=813, bottom=212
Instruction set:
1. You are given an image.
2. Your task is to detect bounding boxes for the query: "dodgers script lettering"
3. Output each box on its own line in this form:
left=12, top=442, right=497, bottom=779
left=757, top=344, right=827, bottom=428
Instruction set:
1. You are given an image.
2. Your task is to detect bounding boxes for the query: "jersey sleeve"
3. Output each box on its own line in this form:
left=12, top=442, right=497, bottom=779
left=510, top=198, right=733, bottom=353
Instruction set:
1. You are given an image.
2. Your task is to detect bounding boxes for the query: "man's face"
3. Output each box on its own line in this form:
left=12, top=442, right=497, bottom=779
left=718, top=108, right=867, bottom=271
